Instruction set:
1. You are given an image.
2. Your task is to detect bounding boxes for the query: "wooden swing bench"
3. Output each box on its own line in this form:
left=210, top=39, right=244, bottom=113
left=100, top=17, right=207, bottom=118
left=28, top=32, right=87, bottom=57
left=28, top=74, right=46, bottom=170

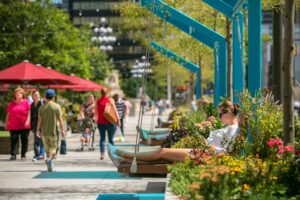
left=137, top=127, right=169, bottom=146
left=108, top=144, right=170, bottom=174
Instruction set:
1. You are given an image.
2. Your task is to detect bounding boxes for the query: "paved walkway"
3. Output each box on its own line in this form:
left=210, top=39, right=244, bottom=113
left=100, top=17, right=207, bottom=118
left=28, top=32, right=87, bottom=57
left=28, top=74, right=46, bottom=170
left=0, top=109, right=171, bottom=200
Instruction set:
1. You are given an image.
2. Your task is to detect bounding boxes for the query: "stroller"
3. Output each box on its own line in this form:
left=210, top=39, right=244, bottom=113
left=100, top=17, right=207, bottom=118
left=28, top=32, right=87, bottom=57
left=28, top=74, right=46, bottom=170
left=78, top=117, right=96, bottom=151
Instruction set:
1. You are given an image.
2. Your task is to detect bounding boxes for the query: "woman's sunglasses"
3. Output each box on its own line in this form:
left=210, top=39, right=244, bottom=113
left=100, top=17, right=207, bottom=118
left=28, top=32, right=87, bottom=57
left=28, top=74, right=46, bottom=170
left=218, top=111, right=228, bottom=118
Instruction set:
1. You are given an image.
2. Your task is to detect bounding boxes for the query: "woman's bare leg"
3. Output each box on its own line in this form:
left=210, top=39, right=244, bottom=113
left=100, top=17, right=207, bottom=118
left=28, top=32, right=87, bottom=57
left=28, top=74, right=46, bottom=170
left=117, top=148, right=191, bottom=162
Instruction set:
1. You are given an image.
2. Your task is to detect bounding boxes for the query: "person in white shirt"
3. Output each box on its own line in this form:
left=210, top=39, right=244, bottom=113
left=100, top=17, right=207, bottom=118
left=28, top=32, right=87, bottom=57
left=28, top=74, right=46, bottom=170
left=115, top=100, right=240, bottom=162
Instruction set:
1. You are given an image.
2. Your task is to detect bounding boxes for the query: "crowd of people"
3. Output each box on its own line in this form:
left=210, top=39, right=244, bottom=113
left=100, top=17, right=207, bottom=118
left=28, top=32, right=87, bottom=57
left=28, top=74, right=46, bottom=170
left=4, top=87, right=241, bottom=172
left=4, top=87, right=132, bottom=171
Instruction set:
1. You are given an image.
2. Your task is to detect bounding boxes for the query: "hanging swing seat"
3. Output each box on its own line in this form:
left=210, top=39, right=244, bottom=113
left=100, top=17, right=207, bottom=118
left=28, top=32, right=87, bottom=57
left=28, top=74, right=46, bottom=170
left=108, top=144, right=170, bottom=174
left=137, top=127, right=169, bottom=145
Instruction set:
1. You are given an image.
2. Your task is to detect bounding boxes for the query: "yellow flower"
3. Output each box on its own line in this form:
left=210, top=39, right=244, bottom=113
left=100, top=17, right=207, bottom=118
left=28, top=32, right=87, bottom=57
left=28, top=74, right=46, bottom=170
left=242, top=184, right=250, bottom=191
left=270, top=176, right=278, bottom=180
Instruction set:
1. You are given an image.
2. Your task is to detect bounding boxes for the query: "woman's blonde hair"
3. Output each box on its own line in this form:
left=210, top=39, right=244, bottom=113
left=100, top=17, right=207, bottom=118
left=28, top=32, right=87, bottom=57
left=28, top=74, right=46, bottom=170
left=13, top=87, right=26, bottom=99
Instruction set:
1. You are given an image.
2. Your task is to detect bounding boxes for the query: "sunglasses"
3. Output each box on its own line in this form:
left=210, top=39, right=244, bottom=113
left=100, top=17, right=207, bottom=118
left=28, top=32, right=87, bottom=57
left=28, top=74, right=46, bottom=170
left=218, top=111, right=228, bottom=118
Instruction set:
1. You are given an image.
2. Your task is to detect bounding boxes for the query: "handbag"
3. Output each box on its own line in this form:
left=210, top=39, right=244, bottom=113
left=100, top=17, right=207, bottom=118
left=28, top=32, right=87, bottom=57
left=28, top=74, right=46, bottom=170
left=103, top=101, right=118, bottom=125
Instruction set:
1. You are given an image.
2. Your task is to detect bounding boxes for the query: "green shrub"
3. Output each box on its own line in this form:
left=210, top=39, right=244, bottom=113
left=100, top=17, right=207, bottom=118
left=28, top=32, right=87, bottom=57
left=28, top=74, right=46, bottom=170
left=232, top=90, right=284, bottom=158
left=168, top=160, right=199, bottom=198
left=180, top=110, right=207, bottom=135
left=172, top=134, right=208, bottom=149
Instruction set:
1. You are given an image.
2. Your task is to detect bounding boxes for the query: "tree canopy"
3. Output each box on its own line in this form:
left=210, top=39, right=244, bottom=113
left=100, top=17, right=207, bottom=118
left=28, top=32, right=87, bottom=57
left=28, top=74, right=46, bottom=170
left=0, top=0, right=111, bottom=82
left=115, top=0, right=227, bottom=96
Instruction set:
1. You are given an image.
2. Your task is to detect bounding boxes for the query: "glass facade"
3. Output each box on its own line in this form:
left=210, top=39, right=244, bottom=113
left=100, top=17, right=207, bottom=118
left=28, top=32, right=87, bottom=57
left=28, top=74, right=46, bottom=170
left=55, top=0, right=145, bottom=68
left=73, top=2, right=116, bottom=10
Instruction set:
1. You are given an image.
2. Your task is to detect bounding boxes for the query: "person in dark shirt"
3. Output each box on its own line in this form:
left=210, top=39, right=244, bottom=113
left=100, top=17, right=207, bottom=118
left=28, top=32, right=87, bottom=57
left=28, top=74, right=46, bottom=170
left=113, top=93, right=126, bottom=136
left=30, top=90, right=45, bottom=161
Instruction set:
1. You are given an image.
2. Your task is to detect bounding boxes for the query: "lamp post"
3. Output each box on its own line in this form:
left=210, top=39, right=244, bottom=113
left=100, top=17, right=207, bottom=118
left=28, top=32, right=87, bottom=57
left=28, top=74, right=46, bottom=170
left=91, top=17, right=117, bottom=52
left=130, top=56, right=152, bottom=98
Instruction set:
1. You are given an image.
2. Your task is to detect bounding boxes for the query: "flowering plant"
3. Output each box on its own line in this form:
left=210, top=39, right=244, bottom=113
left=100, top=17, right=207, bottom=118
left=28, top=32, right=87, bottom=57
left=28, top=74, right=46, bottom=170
left=161, top=127, right=189, bottom=148
left=267, top=137, right=294, bottom=157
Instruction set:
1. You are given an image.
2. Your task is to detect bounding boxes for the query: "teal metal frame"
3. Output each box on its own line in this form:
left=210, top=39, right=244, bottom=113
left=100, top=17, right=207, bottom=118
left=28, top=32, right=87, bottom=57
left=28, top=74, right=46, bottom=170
left=247, top=0, right=262, bottom=96
left=203, top=0, right=262, bottom=100
left=232, top=12, right=244, bottom=102
left=140, top=0, right=227, bottom=105
left=150, top=41, right=201, bottom=99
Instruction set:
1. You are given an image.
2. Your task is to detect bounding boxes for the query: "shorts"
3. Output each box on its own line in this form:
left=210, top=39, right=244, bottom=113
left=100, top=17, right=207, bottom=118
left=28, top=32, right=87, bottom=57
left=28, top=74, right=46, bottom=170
left=42, top=136, right=59, bottom=153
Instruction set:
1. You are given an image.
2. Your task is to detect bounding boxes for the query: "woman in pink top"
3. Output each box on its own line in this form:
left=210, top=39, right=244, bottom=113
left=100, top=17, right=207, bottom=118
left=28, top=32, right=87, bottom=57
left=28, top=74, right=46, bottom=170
left=5, top=87, right=31, bottom=161
left=95, top=88, right=120, bottom=160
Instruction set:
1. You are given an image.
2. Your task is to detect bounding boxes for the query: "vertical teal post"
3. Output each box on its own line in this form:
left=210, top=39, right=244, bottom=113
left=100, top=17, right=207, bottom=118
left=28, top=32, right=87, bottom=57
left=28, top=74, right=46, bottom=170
left=248, top=0, right=262, bottom=96
left=219, top=41, right=228, bottom=100
left=214, top=44, right=220, bottom=105
left=196, top=70, right=201, bottom=100
left=233, top=12, right=244, bottom=103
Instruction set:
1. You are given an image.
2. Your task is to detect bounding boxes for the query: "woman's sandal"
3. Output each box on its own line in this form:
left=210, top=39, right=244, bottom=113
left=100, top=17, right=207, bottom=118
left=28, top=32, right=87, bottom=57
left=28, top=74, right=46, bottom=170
left=100, top=154, right=104, bottom=160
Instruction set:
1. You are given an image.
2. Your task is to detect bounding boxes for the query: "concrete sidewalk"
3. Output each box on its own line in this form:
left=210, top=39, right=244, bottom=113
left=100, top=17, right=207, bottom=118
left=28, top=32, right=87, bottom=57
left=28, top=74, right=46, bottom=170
left=0, top=109, right=171, bottom=200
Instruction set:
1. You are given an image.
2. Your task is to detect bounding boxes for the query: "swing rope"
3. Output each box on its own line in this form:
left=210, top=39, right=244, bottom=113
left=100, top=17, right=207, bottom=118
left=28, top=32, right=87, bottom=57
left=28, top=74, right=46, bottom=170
left=149, top=18, right=168, bottom=133
left=131, top=0, right=157, bottom=173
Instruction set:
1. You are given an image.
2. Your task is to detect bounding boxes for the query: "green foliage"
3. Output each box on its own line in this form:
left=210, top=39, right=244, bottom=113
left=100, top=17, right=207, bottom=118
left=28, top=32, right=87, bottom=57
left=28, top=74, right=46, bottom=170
left=0, top=1, right=111, bottom=83
left=172, top=134, right=207, bottom=149
left=120, top=78, right=139, bottom=98
left=180, top=111, right=207, bottom=136
left=115, top=0, right=226, bottom=92
left=168, top=160, right=199, bottom=198
left=232, top=90, right=284, bottom=158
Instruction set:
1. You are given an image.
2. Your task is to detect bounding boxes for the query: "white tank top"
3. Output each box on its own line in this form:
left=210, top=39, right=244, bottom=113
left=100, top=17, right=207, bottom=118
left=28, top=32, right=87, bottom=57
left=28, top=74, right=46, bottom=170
left=206, top=124, right=240, bottom=153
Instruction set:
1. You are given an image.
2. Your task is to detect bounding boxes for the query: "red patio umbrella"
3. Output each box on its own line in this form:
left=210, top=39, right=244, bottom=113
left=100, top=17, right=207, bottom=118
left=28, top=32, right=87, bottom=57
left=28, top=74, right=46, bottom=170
left=49, top=74, right=106, bottom=91
left=0, top=61, right=73, bottom=85
left=35, top=65, right=77, bottom=86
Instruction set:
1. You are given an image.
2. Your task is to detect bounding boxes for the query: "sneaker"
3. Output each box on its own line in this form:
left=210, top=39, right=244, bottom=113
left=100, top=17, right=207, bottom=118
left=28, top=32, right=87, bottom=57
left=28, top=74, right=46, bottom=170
left=21, top=157, right=26, bottom=161
left=10, top=155, right=16, bottom=160
left=32, top=157, right=38, bottom=162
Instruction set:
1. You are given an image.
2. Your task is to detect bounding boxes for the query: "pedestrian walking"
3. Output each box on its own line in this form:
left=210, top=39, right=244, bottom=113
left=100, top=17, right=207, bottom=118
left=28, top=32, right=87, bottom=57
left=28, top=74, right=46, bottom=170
left=95, top=88, right=120, bottom=160
left=79, top=94, right=96, bottom=150
left=30, top=90, right=45, bottom=162
left=113, top=93, right=125, bottom=136
left=123, top=97, right=132, bottom=128
left=5, top=87, right=31, bottom=161
left=37, top=89, right=65, bottom=172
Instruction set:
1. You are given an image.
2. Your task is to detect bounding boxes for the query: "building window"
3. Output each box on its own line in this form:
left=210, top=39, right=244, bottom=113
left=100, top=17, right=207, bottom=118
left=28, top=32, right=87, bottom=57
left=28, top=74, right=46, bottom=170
left=73, top=2, right=116, bottom=10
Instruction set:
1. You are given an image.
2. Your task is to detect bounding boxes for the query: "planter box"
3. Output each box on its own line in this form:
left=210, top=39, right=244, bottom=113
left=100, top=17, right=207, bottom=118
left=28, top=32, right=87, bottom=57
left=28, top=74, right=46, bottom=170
left=0, top=133, right=34, bottom=154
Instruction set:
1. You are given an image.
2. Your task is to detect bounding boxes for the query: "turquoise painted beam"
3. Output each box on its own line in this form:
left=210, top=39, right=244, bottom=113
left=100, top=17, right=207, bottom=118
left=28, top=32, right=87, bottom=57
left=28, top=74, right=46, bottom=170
left=151, top=42, right=199, bottom=73
left=150, top=41, right=201, bottom=99
left=232, top=12, right=244, bottom=103
left=202, top=0, right=246, bottom=17
left=248, top=0, right=262, bottom=96
left=202, top=0, right=233, bottom=17
left=140, top=0, right=227, bottom=105
left=140, top=0, right=225, bottom=47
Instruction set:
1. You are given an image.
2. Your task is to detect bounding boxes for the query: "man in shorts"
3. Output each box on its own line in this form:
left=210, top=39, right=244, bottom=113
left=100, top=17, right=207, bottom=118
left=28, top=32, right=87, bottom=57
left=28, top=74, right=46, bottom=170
left=37, top=89, right=65, bottom=172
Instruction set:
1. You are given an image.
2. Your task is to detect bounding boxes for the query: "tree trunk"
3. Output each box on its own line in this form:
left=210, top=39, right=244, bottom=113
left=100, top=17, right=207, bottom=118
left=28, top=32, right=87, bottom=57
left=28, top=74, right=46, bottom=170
left=282, top=0, right=295, bottom=146
left=272, top=6, right=283, bottom=103
left=226, top=17, right=232, bottom=100
left=197, top=55, right=203, bottom=97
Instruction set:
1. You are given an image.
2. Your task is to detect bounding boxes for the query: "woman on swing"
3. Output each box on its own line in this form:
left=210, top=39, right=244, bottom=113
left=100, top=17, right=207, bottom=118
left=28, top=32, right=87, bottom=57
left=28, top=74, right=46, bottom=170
left=115, top=100, right=240, bottom=162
